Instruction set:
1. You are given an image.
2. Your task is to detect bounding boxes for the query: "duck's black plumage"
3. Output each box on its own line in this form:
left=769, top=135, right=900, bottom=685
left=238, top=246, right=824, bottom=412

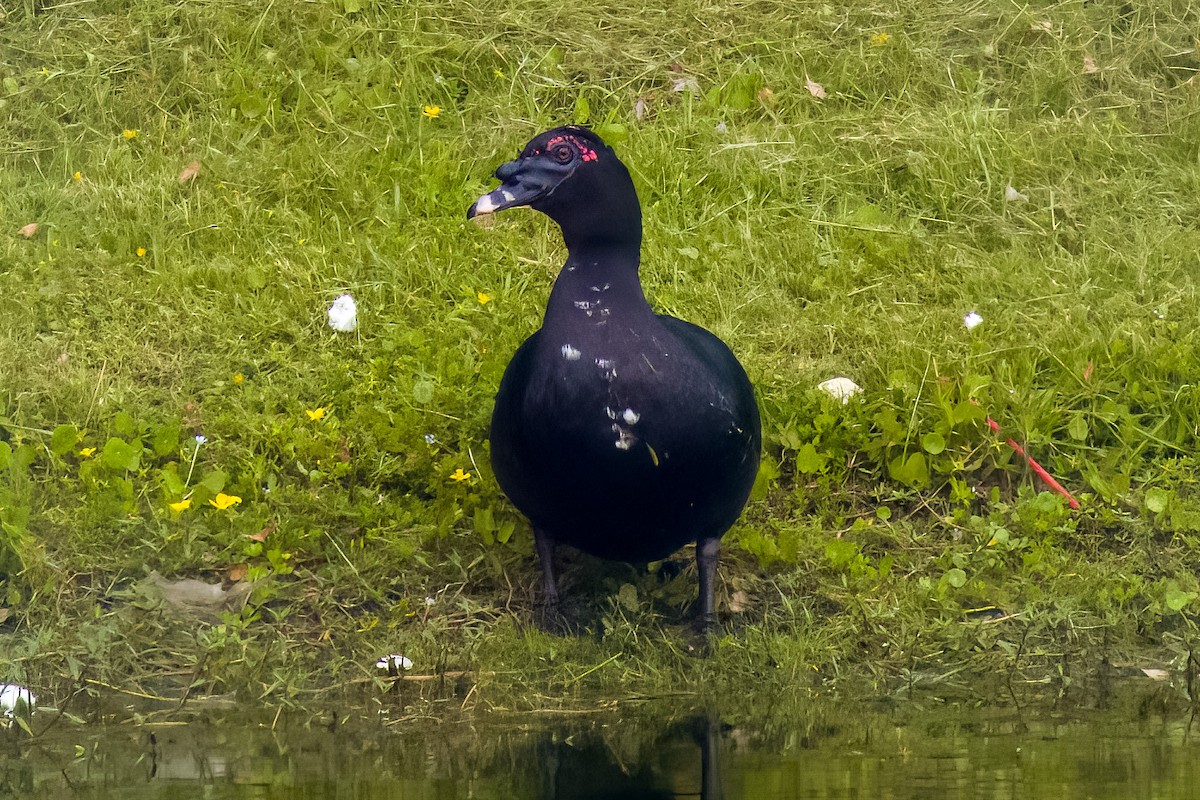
left=468, top=126, right=760, bottom=627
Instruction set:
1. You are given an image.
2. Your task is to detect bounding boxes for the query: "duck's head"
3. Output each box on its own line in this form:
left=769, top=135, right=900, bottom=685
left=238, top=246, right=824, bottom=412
left=468, top=126, right=641, bottom=250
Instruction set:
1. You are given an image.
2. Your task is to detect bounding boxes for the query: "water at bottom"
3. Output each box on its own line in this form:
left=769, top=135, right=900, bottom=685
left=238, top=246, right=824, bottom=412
left=1, top=680, right=1197, bottom=799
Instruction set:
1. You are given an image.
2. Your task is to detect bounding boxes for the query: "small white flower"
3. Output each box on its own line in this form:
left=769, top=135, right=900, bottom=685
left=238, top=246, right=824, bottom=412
left=375, top=654, right=413, bottom=671
left=1004, top=183, right=1028, bottom=202
left=817, top=377, right=862, bottom=403
left=194, top=435, right=207, bottom=445
left=715, top=122, right=728, bottom=134
left=424, top=596, right=435, bottom=606
left=328, top=294, right=358, bottom=332
left=0, top=684, right=36, bottom=718
left=963, top=311, right=984, bottom=330
left=424, top=433, right=436, bottom=445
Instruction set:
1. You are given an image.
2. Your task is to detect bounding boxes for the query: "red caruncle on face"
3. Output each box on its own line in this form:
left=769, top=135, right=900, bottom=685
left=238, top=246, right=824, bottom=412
left=544, top=134, right=598, bottom=162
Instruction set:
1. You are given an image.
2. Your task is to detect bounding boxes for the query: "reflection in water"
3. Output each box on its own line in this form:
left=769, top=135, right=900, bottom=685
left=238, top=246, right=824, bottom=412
left=538, top=715, right=723, bottom=800
left=3, top=681, right=1200, bottom=799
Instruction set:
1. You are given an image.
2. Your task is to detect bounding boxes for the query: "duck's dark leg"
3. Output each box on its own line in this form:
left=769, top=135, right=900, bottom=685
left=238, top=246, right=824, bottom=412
left=533, top=528, right=563, bottom=630
left=696, top=535, right=720, bottom=632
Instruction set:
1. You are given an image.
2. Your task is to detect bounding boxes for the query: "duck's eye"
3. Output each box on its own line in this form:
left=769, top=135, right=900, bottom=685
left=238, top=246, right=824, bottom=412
left=552, top=144, right=574, bottom=164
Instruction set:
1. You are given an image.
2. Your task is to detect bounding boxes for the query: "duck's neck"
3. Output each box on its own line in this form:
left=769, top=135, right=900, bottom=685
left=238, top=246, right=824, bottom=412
left=543, top=241, right=652, bottom=328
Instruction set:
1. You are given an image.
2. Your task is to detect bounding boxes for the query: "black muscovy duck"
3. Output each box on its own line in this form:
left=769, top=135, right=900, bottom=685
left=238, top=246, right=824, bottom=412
left=468, top=126, right=760, bottom=630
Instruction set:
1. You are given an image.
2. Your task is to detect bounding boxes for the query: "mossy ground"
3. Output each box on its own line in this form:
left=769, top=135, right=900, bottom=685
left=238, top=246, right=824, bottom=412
left=1, top=0, right=1200, bottom=714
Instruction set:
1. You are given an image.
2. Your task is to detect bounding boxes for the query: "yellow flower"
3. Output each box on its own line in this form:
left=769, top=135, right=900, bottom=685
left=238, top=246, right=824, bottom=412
left=136, top=247, right=147, bottom=258
left=306, top=407, right=328, bottom=421
left=449, top=468, right=471, bottom=482
left=209, top=492, right=242, bottom=510
left=78, top=447, right=96, bottom=458
left=169, top=498, right=192, bottom=512
left=870, top=32, right=891, bottom=46
left=232, top=372, right=245, bottom=384
left=422, top=105, right=441, bottom=119
left=72, top=171, right=82, bottom=182
left=493, top=68, right=506, bottom=79
left=122, top=129, right=139, bottom=140
left=477, top=291, right=491, bottom=304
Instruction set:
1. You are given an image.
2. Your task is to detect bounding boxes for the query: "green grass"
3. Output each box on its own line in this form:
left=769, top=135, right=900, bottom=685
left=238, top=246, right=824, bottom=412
left=1, top=0, right=1200, bottom=712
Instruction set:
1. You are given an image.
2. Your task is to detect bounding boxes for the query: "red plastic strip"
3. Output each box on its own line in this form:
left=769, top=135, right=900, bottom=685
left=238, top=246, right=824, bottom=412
left=986, top=417, right=1080, bottom=509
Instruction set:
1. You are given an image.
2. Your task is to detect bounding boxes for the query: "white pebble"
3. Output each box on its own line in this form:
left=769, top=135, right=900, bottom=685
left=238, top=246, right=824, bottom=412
left=817, top=377, right=862, bottom=403
left=328, top=294, right=358, bottom=332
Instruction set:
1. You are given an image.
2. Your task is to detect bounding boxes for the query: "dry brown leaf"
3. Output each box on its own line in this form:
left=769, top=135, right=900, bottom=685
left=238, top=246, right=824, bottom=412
left=1141, top=668, right=1169, bottom=681
left=18, top=223, right=39, bottom=238
left=756, top=87, right=776, bottom=105
left=248, top=520, right=277, bottom=542
left=1083, top=55, right=1098, bottom=74
left=178, top=160, right=201, bottom=183
left=1083, top=361, right=1094, bottom=382
left=0, top=608, right=9, bottom=624
left=805, top=77, right=826, bottom=99
left=228, top=563, right=248, bottom=582
left=729, top=590, right=750, bottom=613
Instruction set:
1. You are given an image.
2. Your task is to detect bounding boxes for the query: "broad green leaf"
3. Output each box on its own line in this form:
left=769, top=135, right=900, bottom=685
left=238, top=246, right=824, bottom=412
left=593, top=122, right=628, bottom=144
left=50, top=424, right=78, bottom=457
left=159, top=468, right=186, bottom=498
left=795, top=442, right=828, bottom=475
left=1067, top=415, right=1088, bottom=441
left=10, top=444, right=35, bottom=472
left=151, top=422, right=181, bottom=457
left=945, top=568, right=967, bottom=588
left=889, top=452, right=929, bottom=488
left=1165, top=585, right=1195, bottom=613
left=920, top=431, right=945, bottom=455
left=952, top=401, right=986, bottom=425
left=101, top=437, right=141, bottom=472
left=1145, top=487, right=1171, bottom=514
left=473, top=506, right=495, bottom=544
left=199, top=469, right=228, bottom=494
left=113, top=411, right=137, bottom=438
left=412, top=380, right=434, bottom=404
left=245, top=266, right=267, bottom=291
left=240, top=95, right=268, bottom=119
left=572, top=96, right=590, bottom=125
left=825, top=538, right=859, bottom=569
